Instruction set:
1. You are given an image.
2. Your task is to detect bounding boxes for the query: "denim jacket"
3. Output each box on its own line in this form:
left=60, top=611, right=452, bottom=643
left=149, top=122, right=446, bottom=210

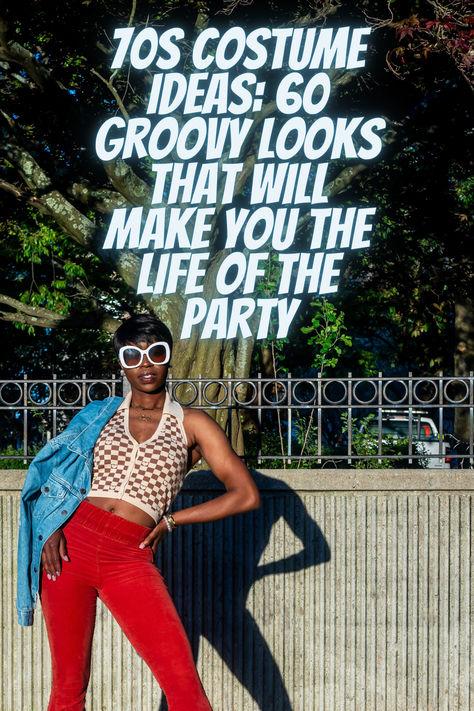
left=16, top=396, right=123, bottom=626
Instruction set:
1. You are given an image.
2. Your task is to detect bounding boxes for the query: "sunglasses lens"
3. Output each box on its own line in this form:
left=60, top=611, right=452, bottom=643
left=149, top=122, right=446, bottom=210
left=148, top=343, right=168, bottom=364
left=122, top=347, right=141, bottom=367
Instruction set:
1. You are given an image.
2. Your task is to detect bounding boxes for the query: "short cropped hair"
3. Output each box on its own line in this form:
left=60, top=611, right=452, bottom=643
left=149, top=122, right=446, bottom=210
left=112, top=314, right=173, bottom=355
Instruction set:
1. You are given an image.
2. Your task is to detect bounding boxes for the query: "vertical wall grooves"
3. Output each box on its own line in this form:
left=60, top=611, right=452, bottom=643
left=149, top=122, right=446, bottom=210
left=2, top=486, right=472, bottom=710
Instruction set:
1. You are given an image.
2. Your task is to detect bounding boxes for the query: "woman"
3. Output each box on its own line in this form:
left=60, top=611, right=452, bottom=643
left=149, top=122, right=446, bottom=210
left=17, top=313, right=260, bottom=711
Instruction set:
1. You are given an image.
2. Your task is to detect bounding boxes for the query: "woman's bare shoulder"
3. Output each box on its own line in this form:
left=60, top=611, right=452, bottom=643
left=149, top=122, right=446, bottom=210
left=182, top=407, right=225, bottom=447
left=183, top=407, right=221, bottom=429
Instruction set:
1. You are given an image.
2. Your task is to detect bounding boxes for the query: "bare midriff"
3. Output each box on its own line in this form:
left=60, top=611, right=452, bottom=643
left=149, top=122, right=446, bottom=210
left=85, top=496, right=155, bottom=528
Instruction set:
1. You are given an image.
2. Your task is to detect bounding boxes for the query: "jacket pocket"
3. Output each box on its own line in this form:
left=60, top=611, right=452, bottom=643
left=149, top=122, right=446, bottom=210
left=32, top=479, right=67, bottom=520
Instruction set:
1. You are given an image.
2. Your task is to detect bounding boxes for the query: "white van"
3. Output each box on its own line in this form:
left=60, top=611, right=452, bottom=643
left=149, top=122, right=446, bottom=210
left=366, top=411, right=451, bottom=469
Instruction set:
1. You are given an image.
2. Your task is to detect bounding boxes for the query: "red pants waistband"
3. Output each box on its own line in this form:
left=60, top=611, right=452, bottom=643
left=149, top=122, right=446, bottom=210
left=70, top=499, right=152, bottom=547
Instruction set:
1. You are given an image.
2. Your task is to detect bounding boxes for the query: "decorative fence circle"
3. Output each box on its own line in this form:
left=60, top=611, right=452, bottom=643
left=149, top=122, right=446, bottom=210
left=383, top=380, right=409, bottom=405
left=262, top=380, right=287, bottom=405
left=232, top=381, right=258, bottom=406
left=444, top=378, right=470, bottom=404
left=171, top=381, right=198, bottom=406
left=28, top=382, right=52, bottom=405
left=0, top=382, right=22, bottom=406
left=292, top=380, right=318, bottom=406
left=413, top=379, right=438, bottom=404
left=202, top=381, right=228, bottom=406
left=322, top=380, right=347, bottom=405
left=87, top=381, right=113, bottom=401
left=353, top=380, right=378, bottom=405
left=57, top=382, right=82, bottom=406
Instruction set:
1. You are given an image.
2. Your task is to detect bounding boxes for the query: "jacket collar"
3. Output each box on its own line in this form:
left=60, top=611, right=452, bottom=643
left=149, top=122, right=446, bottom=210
left=67, top=397, right=123, bottom=455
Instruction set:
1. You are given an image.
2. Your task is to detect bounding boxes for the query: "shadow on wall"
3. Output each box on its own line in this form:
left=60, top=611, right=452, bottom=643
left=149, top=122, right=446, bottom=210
left=156, top=471, right=331, bottom=711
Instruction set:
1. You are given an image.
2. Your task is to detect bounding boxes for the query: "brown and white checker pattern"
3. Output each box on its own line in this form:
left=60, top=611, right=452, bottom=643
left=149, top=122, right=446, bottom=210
left=89, top=409, right=188, bottom=523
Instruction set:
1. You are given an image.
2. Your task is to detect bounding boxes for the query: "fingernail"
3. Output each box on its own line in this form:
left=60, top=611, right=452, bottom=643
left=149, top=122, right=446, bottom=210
left=51, top=575, right=56, bottom=582
left=47, top=574, right=51, bottom=580
left=63, top=556, right=70, bottom=562
left=139, top=543, right=145, bottom=549
left=56, top=571, right=60, bottom=576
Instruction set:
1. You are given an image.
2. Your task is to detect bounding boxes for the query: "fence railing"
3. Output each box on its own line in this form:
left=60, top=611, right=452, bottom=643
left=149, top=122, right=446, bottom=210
left=0, top=375, right=122, bottom=461
left=1, top=373, right=473, bottom=467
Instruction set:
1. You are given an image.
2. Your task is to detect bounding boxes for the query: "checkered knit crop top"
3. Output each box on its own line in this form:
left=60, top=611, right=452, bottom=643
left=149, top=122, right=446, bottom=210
left=88, top=391, right=188, bottom=524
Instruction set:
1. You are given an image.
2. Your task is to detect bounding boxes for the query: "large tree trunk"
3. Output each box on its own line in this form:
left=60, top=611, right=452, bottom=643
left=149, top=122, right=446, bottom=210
left=454, top=299, right=474, bottom=443
left=143, top=255, right=256, bottom=454
left=168, top=335, right=255, bottom=455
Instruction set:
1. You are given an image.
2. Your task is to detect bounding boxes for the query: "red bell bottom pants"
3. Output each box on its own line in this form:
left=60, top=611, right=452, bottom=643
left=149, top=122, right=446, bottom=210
left=40, top=500, right=212, bottom=711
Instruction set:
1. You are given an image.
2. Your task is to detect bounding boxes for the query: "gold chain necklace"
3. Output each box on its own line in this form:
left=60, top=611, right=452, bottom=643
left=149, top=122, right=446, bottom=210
left=131, top=404, right=163, bottom=423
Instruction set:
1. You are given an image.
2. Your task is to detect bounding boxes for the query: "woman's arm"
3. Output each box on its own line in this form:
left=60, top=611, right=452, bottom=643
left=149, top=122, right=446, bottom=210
left=140, top=410, right=260, bottom=550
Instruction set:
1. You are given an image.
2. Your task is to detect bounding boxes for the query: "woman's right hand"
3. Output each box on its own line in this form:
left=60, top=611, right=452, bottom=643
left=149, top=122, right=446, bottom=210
left=41, top=529, right=69, bottom=581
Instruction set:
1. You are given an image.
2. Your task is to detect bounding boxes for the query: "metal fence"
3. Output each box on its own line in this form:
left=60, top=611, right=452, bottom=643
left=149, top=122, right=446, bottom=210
left=1, top=373, right=473, bottom=467
left=0, top=375, right=122, bottom=462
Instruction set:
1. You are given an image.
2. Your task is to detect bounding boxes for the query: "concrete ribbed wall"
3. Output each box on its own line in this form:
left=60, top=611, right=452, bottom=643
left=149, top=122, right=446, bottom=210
left=1, top=470, right=472, bottom=711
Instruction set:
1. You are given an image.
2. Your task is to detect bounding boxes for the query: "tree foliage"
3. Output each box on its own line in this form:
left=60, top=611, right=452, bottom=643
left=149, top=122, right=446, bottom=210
left=0, top=0, right=472, bottom=401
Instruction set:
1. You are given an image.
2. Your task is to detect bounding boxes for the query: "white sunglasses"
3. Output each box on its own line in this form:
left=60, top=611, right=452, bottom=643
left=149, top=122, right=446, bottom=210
left=118, top=342, right=171, bottom=369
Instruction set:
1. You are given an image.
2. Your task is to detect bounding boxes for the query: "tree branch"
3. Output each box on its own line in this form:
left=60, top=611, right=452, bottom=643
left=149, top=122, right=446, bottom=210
left=128, top=0, right=137, bottom=27
left=90, top=68, right=130, bottom=121
left=0, top=293, right=65, bottom=321
left=0, top=16, right=65, bottom=92
left=69, top=181, right=128, bottom=212
left=0, top=178, right=23, bottom=199
left=103, top=158, right=153, bottom=206
left=0, top=292, right=121, bottom=333
left=1, top=121, right=97, bottom=247
left=0, top=309, right=64, bottom=329
left=324, top=164, right=368, bottom=197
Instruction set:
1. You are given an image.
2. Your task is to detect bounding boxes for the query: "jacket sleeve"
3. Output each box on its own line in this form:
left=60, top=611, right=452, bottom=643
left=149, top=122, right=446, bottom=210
left=16, top=439, right=57, bottom=625
left=16, top=400, right=106, bottom=625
